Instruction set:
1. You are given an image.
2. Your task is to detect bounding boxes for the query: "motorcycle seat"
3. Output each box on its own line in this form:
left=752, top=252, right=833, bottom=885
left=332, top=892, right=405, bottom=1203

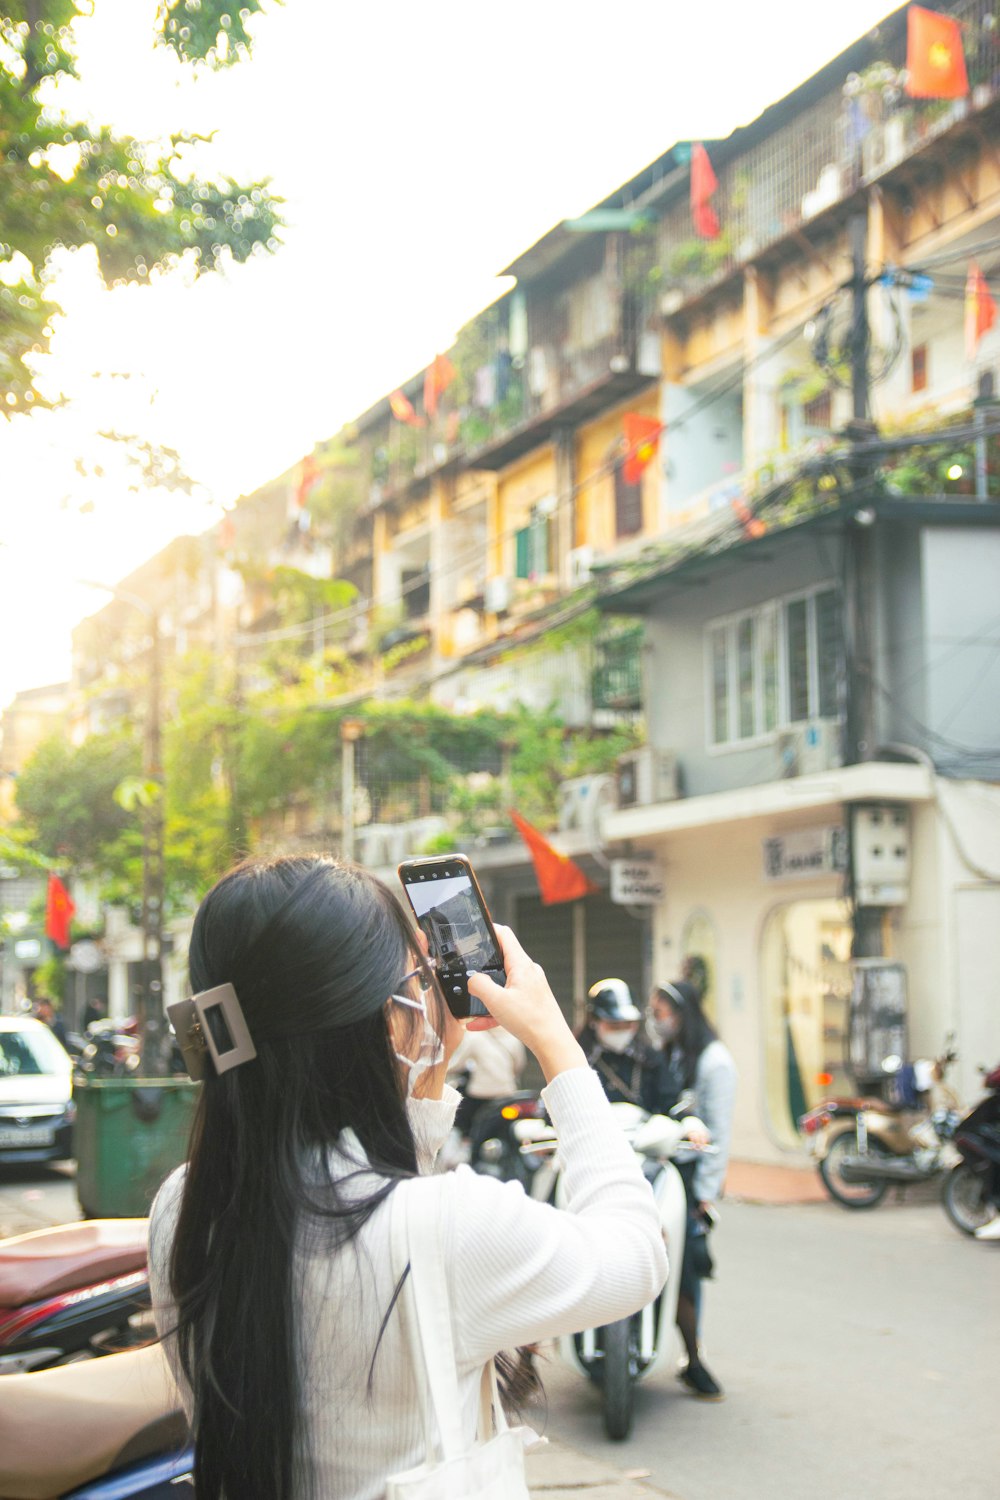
left=0, top=1220, right=149, bottom=1309
left=0, top=1342, right=186, bottom=1500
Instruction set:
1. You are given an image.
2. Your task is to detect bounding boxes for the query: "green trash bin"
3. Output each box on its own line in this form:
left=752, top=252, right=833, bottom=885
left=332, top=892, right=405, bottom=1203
left=74, top=1076, right=201, bottom=1219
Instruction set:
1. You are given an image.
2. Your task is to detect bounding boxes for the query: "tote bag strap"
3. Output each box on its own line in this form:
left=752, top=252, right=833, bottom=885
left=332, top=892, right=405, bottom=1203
left=390, top=1177, right=468, bottom=1462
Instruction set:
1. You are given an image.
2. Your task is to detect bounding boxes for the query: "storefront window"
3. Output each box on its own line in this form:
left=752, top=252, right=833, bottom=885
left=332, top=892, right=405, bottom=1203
left=760, top=898, right=853, bottom=1149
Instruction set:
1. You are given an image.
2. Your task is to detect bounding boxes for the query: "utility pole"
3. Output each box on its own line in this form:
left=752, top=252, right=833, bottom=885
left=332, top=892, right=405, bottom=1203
left=843, top=210, right=882, bottom=963
left=139, top=610, right=166, bottom=1074
left=843, top=210, right=878, bottom=772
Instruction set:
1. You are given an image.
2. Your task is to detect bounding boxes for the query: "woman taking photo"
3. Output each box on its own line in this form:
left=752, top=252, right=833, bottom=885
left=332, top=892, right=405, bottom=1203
left=148, top=854, right=667, bottom=1500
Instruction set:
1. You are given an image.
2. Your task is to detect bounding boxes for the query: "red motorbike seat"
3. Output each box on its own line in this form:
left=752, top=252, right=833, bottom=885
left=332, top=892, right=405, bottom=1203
left=0, top=1219, right=149, bottom=1308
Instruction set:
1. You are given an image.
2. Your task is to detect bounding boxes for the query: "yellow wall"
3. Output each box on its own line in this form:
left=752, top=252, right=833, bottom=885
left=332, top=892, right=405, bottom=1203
left=493, top=446, right=556, bottom=576
left=574, top=392, right=660, bottom=553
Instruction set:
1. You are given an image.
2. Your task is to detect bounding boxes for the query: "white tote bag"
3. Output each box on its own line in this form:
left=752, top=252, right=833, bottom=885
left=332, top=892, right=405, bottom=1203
left=385, top=1177, right=538, bottom=1500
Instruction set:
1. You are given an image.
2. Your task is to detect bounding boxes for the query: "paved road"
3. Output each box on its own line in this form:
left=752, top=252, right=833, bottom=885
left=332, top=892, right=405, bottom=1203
left=0, top=1161, right=81, bottom=1238
left=535, top=1195, right=998, bottom=1500
left=3, top=1168, right=995, bottom=1500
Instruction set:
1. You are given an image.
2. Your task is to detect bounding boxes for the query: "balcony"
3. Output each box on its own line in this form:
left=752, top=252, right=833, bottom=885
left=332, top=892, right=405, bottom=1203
left=591, top=627, right=644, bottom=713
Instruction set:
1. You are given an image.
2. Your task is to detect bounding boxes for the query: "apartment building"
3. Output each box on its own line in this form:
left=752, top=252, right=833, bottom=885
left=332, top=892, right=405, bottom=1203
left=63, top=1, right=1000, bottom=1150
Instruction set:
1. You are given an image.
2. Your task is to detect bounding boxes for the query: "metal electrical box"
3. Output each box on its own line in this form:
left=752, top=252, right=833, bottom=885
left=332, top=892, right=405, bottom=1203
left=851, top=803, right=911, bottom=905
left=848, top=959, right=908, bottom=1086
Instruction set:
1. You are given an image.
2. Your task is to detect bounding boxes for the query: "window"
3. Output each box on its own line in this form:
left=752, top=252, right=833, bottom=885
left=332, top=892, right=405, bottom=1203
left=911, top=343, right=928, bottom=394
left=613, top=461, right=644, bottom=539
left=802, top=390, right=832, bottom=431
left=514, top=504, right=552, bottom=579
left=706, top=586, right=840, bottom=746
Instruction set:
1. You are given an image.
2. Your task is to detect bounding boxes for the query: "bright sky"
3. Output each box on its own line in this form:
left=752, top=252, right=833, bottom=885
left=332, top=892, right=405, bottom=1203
left=0, top=0, right=899, bottom=709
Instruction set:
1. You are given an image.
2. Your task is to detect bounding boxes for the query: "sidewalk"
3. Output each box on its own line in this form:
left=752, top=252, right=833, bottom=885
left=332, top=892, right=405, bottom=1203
left=724, top=1156, right=827, bottom=1206
left=527, top=1438, right=681, bottom=1499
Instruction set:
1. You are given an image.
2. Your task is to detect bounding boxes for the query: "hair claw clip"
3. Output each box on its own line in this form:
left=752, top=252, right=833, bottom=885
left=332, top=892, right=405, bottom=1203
left=167, top=982, right=257, bottom=1080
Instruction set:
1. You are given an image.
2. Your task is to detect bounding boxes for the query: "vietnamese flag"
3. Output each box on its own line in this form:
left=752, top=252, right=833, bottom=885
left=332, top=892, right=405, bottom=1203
left=45, top=874, right=75, bottom=951
left=965, top=262, right=997, bottom=359
left=905, top=6, right=969, bottom=99
left=690, top=143, right=720, bottom=240
left=295, top=454, right=320, bottom=509
left=423, top=353, right=456, bottom=420
left=390, top=390, right=425, bottom=428
left=510, top=811, right=599, bottom=906
left=622, top=414, right=664, bottom=486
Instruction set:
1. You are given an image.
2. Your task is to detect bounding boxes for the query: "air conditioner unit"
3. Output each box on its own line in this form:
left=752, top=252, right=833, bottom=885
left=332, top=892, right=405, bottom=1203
left=566, top=546, right=595, bottom=588
left=484, top=576, right=513, bottom=614
left=616, top=748, right=680, bottom=810
left=777, top=719, right=842, bottom=778
left=558, top=773, right=614, bottom=833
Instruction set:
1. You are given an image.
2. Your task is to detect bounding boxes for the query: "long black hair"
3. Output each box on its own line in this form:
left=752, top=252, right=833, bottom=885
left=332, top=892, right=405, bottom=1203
left=164, top=854, right=444, bottom=1500
left=652, top=979, right=719, bottom=1092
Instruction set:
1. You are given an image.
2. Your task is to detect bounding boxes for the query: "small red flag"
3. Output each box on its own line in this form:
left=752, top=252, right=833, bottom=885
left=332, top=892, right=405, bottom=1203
left=905, top=6, right=969, bottom=99
left=510, top=811, right=599, bottom=906
left=690, top=143, right=720, bottom=240
left=965, top=263, right=997, bottom=359
left=423, top=353, right=456, bottom=420
left=295, top=454, right=320, bottom=508
left=45, top=874, right=75, bottom=951
left=622, top=414, right=664, bottom=486
left=390, top=390, right=425, bottom=428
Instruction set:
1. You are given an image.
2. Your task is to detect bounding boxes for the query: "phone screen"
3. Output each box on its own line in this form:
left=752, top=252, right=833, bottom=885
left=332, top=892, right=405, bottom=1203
left=398, top=857, right=505, bottom=1017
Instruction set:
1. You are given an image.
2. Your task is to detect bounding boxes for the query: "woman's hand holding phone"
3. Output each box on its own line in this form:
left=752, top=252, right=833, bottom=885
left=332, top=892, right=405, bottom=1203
left=466, top=924, right=586, bottom=1084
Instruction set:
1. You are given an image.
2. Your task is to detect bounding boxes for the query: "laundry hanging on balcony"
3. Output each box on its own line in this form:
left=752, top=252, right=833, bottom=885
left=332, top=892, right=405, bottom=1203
left=904, top=5, right=969, bottom=99
left=965, top=263, right=997, bottom=360
left=690, top=143, right=720, bottom=240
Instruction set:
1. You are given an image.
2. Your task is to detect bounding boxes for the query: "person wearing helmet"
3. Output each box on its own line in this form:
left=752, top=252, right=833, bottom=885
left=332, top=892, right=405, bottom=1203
left=577, top=978, right=650, bottom=1105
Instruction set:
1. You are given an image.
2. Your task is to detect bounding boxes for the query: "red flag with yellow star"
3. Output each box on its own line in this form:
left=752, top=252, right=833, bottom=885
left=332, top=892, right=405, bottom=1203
left=390, top=390, right=425, bottom=428
left=423, top=353, right=456, bottom=420
left=690, top=143, right=721, bottom=240
left=510, top=812, right=599, bottom=905
left=622, top=413, right=663, bottom=486
left=905, top=6, right=969, bottom=99
left=45, top=874, right=75, bottom=951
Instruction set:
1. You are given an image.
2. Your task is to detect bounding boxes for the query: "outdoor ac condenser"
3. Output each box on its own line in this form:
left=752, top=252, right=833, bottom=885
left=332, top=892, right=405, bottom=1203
left=616, top=747, right=680, bottom=809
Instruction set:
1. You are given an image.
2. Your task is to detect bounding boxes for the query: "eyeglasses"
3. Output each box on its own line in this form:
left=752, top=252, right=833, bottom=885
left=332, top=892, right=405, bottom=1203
left=391, top=964, right=436, bottom=1010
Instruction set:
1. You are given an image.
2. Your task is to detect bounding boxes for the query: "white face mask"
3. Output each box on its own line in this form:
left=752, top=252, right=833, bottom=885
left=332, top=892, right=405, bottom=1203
left=647, top=1015, right=678, bottom=1045
left=391, top=992, right=445, bottom=1098
left=597, top=1025, right=638, bottom=1054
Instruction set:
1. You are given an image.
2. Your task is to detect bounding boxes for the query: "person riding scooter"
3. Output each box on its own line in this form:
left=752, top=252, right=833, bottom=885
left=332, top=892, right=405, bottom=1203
left=577, top=979, right=650, bottom=1105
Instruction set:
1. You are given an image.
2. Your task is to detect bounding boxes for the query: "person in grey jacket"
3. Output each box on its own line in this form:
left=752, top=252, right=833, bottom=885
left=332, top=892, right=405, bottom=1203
left=644, top=978, right=737, bottom=1400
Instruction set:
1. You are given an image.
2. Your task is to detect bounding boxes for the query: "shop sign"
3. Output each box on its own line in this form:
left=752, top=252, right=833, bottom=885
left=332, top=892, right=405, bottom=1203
left=610, top=858, right=665, bottom=906
left=762, top=827, right=846, bottom=882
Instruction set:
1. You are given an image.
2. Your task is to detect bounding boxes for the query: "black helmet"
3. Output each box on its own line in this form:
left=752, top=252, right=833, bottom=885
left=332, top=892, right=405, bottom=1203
left=587, top=978, right=641, bottom=1023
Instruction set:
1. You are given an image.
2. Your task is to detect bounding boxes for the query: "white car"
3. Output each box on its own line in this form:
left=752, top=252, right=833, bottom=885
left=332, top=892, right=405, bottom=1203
left=0, top=1017, right=75, bottom=1164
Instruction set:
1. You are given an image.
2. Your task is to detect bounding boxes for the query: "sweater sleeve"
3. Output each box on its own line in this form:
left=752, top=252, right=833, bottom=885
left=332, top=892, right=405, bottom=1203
left=692, top=1043, right=738, bottom=1203
left=445, top=1066, right=668, bottom=1368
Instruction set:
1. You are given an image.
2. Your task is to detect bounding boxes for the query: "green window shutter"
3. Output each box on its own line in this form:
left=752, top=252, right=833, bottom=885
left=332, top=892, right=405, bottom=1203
left=515, top=526, right=531, bottom=579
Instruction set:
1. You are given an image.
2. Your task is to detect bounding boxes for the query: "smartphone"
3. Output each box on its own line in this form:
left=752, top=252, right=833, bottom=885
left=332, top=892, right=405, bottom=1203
left=397, top=853, right=506, bottom=1019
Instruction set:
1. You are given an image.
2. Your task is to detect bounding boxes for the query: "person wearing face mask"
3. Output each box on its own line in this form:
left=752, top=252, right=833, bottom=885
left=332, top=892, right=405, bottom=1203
left=575, top=978, right=651, bottom=1105
left=147, top=855, right=668, bottom=1500
left=643, top=978, right=737, bottom=1401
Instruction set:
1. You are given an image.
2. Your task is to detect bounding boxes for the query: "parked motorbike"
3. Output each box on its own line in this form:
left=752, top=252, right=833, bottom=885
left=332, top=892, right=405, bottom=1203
left=0, top=1342, right=191, bottom=1499
left=941, top=1061, right=1000, bottom=1236
left=0, top=1219, right=151, bottom=1375
left=516, top=1099, right=708, bottom=1441
left=798, top=1049, right=960, bottom=1209
left=464, top=1090, right=547, bottom=1188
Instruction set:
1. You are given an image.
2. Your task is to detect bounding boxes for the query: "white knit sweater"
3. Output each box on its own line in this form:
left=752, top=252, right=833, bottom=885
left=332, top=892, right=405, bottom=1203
left=148, top=1065, right=667, bottom=1500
